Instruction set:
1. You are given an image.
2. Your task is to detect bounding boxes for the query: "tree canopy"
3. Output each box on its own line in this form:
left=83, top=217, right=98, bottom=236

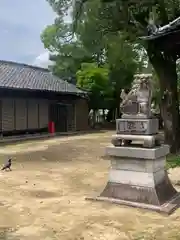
left=76, top=62, right=113, bottom=110
left=41, top=0, right=145, bottom=119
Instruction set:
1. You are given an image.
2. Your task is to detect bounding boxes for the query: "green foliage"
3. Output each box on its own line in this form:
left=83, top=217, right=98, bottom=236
left=76, top=63, right=113, bottom=109
left=42, top=0, right=145, bottom=113
left=41, top=21, right=93, bottom=81
left=41, top=0, right=148, bottom=116
left=45, top=0, right=71, bottom=19
left=167, top=154, right=180, bottom=169
left=106, top=35, right=143, bottom=89
left=77, top=63, right=109, bottom=90
left=73, top=0, right=180, bottom=37
left=50, top=42, right=92, bottom=82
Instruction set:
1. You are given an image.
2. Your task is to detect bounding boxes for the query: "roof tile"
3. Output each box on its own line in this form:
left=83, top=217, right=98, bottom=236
left=0, top=60, right=85, bottom=96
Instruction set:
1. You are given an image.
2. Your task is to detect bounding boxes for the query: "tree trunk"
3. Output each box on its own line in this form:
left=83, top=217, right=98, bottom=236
left=147, top=47, right=180, bottom=153
left=102, top=109, right=105, bottom=121
left=115, top=89, right=121, bottom=119
left=92, top=109, right=96, bottom=127
left=106, top=108, right=113, bottom=122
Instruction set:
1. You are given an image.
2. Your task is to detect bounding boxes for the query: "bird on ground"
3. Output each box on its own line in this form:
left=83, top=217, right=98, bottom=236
left=1, top=158, right=12, bottom=171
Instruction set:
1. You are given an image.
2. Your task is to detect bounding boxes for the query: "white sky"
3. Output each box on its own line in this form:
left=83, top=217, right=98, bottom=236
left=0, top=0, right=56, bottom=66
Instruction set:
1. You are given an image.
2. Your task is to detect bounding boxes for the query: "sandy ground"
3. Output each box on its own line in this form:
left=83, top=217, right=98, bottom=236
left=0, top=131, right=180, bottom=239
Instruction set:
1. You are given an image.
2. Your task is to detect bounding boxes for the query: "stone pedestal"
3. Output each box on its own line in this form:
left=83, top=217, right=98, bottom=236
left=112, top=118, right=161, bottom=148
left=116, top=118, right=159, bottom=135
left=86, top=145, right=180, bottom=214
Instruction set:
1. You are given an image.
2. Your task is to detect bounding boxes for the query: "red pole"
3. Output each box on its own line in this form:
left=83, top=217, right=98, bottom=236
left=48, top=121, right=55, bottom=134
left=51, top=122, right=55, bottom=134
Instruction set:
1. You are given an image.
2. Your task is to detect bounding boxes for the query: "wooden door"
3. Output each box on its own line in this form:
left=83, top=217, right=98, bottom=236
left=49, top=103, right=67, bottom=132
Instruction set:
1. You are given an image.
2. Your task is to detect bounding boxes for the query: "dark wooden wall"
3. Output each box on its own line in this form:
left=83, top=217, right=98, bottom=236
left=0, top=89, right=77, bottom=135
left=0, top=97, right=49, bottom=135
left=0, top=88, right=89, bottom=136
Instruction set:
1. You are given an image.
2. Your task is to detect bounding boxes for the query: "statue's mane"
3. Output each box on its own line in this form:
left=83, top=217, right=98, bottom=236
left=133, top=74, right=152, bottom=90
left=120, top=74, right=152, bottom=107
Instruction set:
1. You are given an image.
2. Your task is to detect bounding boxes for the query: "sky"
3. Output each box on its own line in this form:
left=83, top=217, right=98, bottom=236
left=0, top=0, right=56, bottom=68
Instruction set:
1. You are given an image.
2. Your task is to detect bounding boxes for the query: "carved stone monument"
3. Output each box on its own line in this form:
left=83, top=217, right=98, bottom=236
left=113, top=74, right=161, bottom=148
left=86, top=74, right=180, bottom=214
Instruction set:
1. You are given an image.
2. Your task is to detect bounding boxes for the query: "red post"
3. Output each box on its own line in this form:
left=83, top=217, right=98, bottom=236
left=48, top=121, right=55, bottom=134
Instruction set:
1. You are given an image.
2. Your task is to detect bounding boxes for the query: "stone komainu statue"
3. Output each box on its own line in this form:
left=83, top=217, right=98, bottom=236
left=120, top=74, right=152, bottom=118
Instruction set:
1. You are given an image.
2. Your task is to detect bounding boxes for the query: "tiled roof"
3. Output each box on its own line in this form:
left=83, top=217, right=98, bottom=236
left=0, top=60, right=86, bottom=96
left=140, top=16, right=180, bottom=40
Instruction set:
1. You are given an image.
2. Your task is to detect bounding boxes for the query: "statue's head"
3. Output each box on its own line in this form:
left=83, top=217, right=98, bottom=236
left=134, top=74, right=152, bottom=91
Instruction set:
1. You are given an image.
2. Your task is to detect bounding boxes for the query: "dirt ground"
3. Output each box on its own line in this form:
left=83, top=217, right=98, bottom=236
left=0, top=131, right=180, bottom=240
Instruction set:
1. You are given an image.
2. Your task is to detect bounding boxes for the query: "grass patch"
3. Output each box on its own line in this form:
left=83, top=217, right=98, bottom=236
left=166, top=154, right=180, bottom=169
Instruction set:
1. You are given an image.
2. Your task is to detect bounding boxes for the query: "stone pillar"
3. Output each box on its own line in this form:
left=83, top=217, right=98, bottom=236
left=87, top=139, right=180, bottom=214
left=100, top=145, right=178, bottom=213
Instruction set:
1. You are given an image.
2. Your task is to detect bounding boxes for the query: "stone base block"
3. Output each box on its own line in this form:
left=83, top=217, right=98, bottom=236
left=121, top=114, right=152, bottom=119
left=106, top=145, right=169, bottom=159
left=86, top=145, right=180, bottom=214
left=111, top=134, right=161, bottom=148
left=86, top=192, right=180, bottom=215
left=116, top=118, right=159, bottom=135
left=86, top=172, right=180, bottom=214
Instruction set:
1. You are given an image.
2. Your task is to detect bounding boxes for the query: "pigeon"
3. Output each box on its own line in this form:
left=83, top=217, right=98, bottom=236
left=1, top=158, right=12, bottom=171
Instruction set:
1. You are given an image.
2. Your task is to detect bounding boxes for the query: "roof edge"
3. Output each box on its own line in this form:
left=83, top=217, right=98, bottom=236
left=0, top=60, right=50, bottom=72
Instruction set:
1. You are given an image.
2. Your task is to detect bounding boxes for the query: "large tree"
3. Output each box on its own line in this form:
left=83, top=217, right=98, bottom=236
left=42, top=0, right=144, bottom=120
left=71, top=0, right=180, bottom=153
